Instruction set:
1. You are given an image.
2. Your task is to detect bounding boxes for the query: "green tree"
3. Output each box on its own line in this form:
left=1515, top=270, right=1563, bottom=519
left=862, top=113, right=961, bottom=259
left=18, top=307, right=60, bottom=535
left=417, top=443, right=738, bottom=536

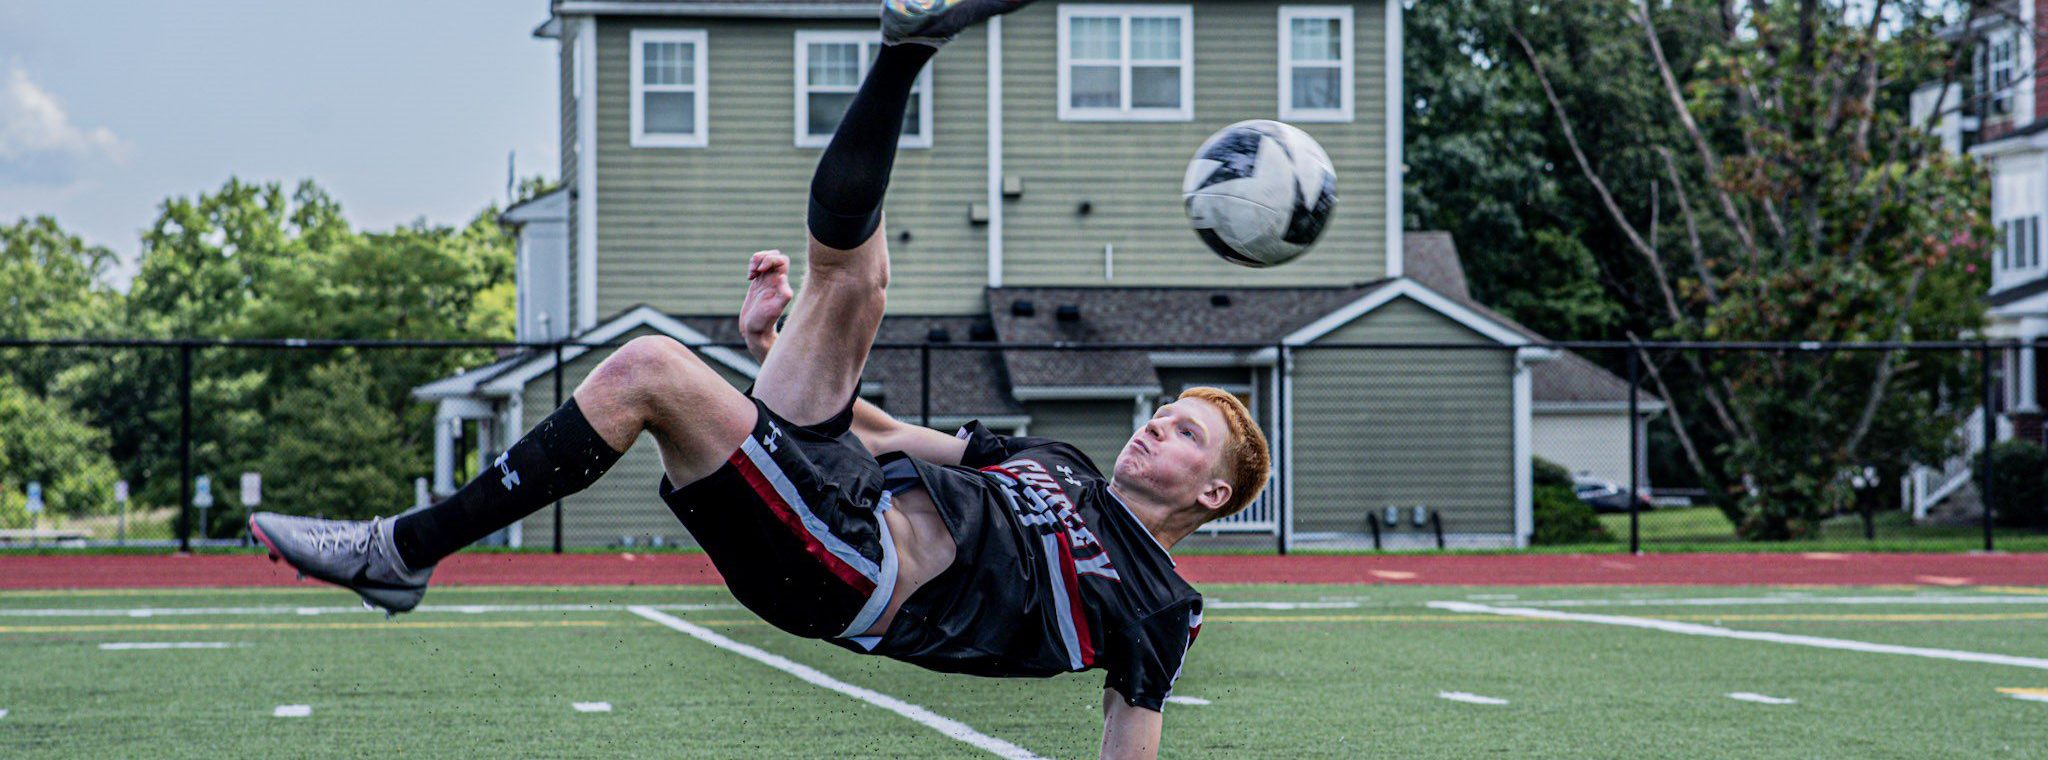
left=0, top=375, right=119, bottom=528
left=0, top=217, right=122, bottom=394
left=1504, top=0, right=1989, bottom=537
left=252, top=362, right=419, bottom=521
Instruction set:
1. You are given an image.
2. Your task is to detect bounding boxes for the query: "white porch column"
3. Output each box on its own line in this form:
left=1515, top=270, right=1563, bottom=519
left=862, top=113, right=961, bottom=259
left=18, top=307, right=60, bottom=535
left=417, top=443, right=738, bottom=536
left=2020, top=317, right=2045, bottom=413
left=433, top=404, right=459, bottom=498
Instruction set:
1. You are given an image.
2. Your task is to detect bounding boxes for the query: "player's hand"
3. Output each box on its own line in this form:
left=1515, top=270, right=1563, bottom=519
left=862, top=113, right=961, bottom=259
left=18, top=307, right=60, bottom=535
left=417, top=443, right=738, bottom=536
left=740, top=250, right=794, bottom=359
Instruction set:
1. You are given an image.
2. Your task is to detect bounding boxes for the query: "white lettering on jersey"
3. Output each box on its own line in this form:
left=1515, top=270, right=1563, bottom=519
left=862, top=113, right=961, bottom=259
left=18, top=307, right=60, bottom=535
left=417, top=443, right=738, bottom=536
left=998, top=458, right=1121, bottom=581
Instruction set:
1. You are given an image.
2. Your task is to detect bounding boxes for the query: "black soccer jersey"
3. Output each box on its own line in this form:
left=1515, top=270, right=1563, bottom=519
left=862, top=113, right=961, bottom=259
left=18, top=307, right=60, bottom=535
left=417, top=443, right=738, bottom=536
left=872, top=422, right=1204, bottom=712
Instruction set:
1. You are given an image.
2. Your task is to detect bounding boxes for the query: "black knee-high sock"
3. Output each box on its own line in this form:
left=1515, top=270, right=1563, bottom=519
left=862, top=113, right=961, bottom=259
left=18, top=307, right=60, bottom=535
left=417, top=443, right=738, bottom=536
left=807, top=43, right=937, bottom=250
left=392, top=399, right=623, bottom=569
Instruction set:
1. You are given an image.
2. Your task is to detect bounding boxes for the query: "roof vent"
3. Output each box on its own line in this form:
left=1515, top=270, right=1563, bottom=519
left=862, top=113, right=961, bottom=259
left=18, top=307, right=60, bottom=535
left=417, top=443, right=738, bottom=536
left=1210, top=293, right=1232, bottom=308
left=1011, top=300, right=1036, bottom=317
left=968, top=322, right=997, bottom=342
left=927, top=328, right=951, bottom=343
left=1056, top=304, right=1082, bottom=323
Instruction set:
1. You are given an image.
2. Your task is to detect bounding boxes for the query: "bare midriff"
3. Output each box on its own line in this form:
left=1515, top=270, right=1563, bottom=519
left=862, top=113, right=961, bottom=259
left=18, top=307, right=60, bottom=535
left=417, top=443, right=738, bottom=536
left=863, top=485, right=957, bottom=637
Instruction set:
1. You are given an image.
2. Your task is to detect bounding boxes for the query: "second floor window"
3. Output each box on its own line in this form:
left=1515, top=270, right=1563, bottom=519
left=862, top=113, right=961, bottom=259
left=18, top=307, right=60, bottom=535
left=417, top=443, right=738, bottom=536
left=1280, top=6, right=1353, bottom=122
left=630, top=30, right=709, bottom=148
left=796, top=32, right=933, bottom=148
left=1059, top=5, right=1194, bottom=121
left=2000, top=216, right=2040, bottom=273
left=1976, top=33, right=2016, bottom=118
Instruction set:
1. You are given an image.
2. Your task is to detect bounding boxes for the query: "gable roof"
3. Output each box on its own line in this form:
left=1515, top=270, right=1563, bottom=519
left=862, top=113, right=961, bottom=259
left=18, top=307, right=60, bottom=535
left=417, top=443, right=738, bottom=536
left=411, top=304, right=760, bottom=401
left=552, top=1, right=872, bottom=18
left=986, top=284, right=1390, bottom=394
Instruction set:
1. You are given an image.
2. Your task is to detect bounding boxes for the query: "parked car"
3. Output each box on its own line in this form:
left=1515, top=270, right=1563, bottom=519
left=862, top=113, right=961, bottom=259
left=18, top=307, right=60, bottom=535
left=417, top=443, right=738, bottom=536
left=1573, top=475, right=1653, bottom=514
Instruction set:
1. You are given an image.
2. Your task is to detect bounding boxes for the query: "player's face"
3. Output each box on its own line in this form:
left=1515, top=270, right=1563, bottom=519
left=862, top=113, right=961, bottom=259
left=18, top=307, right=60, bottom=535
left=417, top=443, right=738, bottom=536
left=1114, top=399, right=1232, bottom=510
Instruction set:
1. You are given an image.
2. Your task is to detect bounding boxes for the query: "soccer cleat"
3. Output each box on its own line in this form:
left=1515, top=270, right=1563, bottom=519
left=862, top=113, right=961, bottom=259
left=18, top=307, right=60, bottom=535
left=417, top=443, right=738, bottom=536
left=881, top=0, right=1036, bottom=48
left=248, top=513, right=433, bottom=614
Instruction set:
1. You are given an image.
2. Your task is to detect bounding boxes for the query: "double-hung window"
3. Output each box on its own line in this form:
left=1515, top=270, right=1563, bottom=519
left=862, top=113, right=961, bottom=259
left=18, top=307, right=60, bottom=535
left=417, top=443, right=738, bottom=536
left=1989, top=33, right=2016, bottom=116
left=796, top=31, right=933, bottom=148
left=1058, top=5, right=1194, bottom=121
left=630, top=29, right=709, bottom=147
left=1279, top=6, right=1353, bottom=122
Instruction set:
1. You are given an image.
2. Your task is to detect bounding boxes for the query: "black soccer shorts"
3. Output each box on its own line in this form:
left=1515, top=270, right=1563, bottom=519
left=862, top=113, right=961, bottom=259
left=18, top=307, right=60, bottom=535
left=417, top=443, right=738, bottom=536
left=658, top=396, right=899, bottom=642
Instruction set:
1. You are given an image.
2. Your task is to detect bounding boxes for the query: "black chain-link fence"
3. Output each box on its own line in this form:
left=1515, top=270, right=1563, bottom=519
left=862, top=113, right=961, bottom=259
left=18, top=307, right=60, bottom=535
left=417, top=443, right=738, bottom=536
left=1, top=338, right=2042, bottom=553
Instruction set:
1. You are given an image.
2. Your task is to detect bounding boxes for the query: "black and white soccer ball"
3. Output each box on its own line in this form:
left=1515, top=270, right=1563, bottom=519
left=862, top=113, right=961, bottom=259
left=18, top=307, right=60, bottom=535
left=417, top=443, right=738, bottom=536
left=1182, top=120, right=1338, bottom=268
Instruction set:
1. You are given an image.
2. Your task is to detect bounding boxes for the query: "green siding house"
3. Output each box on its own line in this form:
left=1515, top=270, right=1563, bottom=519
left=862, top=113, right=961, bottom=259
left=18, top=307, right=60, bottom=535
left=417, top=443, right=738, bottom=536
left=417, top=0, right=1656, bottom=550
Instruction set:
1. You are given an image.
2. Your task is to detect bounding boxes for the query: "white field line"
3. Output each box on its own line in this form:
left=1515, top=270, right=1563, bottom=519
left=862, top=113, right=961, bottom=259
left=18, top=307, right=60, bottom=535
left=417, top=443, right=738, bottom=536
left=571, top=702, right=612, bottom=713
left=628, top=606, right=1047, bottom=760
left=1437, top=692, right=1509, bottom=705
left=1726, top=692, right=1796, bottom=705
left=273, top=705, right=310, bottom=718
left=98, top=642, right=238, bottom=651
left=0, top=709, right=8, bottom=719
left=1431, top=601, right=2048, bottom=670
left=0, top=603, right=741, bottom=619
left=1205, top=601, right=1359, bottom=610
left=2007, top=693, right=2048, bottom=704
left=1165, top=696, right=1211, bottom=706
left=0, top=599, right=1346, bottom=619
left=1501, top=596, right=2048, bottom=609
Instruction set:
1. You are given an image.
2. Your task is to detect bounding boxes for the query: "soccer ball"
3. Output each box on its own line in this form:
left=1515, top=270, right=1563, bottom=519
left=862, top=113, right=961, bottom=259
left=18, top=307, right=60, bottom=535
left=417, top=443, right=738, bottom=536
left=1182, top=120, right=1338, bottom=268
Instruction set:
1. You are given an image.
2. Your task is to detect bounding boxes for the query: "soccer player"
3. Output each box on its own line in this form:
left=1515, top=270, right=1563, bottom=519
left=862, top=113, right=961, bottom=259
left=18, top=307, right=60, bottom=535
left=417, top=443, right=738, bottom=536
left=249, top=2, right=1270, bottom=757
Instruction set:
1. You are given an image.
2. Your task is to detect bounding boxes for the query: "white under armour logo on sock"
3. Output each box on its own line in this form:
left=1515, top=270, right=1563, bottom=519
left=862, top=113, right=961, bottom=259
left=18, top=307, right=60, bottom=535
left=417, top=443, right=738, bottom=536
left=495, top=451, right=521, bottom=490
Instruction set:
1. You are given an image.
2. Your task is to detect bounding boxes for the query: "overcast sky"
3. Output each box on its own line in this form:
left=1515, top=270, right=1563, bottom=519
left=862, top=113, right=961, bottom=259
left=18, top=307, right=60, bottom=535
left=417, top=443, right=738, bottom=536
left=0, top=1, right=560, bottom=288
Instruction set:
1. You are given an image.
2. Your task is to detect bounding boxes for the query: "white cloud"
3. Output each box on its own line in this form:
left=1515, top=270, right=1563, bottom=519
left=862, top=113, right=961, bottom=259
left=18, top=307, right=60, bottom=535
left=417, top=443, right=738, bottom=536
left=0, top=65, right=127, bottom=184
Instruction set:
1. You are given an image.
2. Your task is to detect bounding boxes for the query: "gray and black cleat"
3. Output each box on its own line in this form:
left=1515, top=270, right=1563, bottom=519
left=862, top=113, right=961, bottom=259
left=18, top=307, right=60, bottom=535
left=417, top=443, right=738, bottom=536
left=249, top=513, right=432, bottom=614
left=881, top=0, right=1036, bottom=48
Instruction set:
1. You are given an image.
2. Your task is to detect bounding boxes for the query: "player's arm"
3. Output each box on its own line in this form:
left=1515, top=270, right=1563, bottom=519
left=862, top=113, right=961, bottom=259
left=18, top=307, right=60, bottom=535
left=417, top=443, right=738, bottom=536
left=739, top=250, right=968, bottom=465
left=1100, top=689, right=1164, bottom=760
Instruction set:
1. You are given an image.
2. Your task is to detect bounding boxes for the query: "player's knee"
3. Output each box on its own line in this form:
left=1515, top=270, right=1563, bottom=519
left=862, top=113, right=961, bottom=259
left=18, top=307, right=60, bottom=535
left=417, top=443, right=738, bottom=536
left=592, top=336, right=701, bottom=394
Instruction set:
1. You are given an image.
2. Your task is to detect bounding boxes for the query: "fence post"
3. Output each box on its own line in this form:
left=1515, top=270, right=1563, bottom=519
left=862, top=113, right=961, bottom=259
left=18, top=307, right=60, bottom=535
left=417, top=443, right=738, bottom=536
left=177, top=343, right=194, bottom=553
left=919, top=342, right=931, bottom=428
left=1275, top=343, right=1289, bottom=556
left=1981, top=344, right=1997, bottom=552
left=1627, top=348, right=1640, bottom=555
left=552, top=341, right=565, bottom=555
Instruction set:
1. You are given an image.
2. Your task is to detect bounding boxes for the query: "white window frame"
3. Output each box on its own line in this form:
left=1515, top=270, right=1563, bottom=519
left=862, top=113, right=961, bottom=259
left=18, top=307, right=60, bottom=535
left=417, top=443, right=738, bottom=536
left=1989, top=32, right=2016, bottom=116
left=794, top=31, right=935, bottom=149
left=1278, top=6, right=1354, bottom=122
left=629, top=29, right=709, bottom=148
left=1057, top=4, right=1195, bottom=122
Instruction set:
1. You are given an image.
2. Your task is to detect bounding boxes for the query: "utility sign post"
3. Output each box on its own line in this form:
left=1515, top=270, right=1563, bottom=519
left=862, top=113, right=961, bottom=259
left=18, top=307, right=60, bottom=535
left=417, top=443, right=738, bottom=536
left=240, top=472, right=261, bottom=507
left=26, top=481, right=43, bottom=548
left=114, top=480, right=129, bottom=545
left=194, top=476, right=213, bottom=541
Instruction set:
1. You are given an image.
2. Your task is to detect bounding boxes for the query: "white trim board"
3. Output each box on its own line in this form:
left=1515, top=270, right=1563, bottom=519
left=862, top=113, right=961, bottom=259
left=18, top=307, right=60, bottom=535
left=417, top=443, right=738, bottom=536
left=575, top=19, right=600, bottom=331
left=1383, top=0, right=1403, bottom=279
left=1259, top=279, right=1532, bottom=353
left=555, top=2, right=875, bottom=18
left=1011, top=384, right=1164, bottom=401
left=479, top=306, right=761, bottom=396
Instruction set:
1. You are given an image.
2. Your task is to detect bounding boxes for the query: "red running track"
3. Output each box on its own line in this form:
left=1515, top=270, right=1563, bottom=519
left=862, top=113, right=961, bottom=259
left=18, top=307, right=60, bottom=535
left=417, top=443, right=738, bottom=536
left=1, top=552, right=2043, bottom=590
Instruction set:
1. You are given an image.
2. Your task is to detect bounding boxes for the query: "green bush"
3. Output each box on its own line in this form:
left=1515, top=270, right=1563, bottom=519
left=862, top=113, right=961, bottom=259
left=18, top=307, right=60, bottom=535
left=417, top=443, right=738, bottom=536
left=1978, top=441, right=2048, bottom=528
left=1532, top=458, right=1611, bottom=545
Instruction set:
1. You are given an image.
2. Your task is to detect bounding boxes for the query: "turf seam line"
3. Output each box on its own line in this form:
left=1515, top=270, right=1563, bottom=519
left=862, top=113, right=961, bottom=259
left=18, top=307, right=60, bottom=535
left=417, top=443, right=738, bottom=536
left=626, top=606, right=1049, bottom=760
left=1431, top=601, right=2048, bottom=670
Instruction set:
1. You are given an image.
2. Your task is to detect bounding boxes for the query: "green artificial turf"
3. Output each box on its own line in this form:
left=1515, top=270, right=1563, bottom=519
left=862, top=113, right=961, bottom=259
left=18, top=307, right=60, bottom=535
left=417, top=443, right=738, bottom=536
left=3, top=584, right=2045, bottom=758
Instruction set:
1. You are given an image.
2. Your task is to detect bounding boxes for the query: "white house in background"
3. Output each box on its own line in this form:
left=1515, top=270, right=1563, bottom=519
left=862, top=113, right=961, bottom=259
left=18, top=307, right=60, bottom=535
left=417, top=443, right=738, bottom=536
left=1920, top=2, right=2047, bottom=446
left=1906, top=1, right=2047, bottom=515
left=502, top=188, right=572, bottom=343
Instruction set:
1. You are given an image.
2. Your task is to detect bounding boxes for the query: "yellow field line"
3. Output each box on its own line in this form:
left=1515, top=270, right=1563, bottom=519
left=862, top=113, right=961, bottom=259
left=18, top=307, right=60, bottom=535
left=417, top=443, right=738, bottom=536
left=1978, top=586, right=2048, bottom=596
left=0, top=619, right=629, bottom=634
